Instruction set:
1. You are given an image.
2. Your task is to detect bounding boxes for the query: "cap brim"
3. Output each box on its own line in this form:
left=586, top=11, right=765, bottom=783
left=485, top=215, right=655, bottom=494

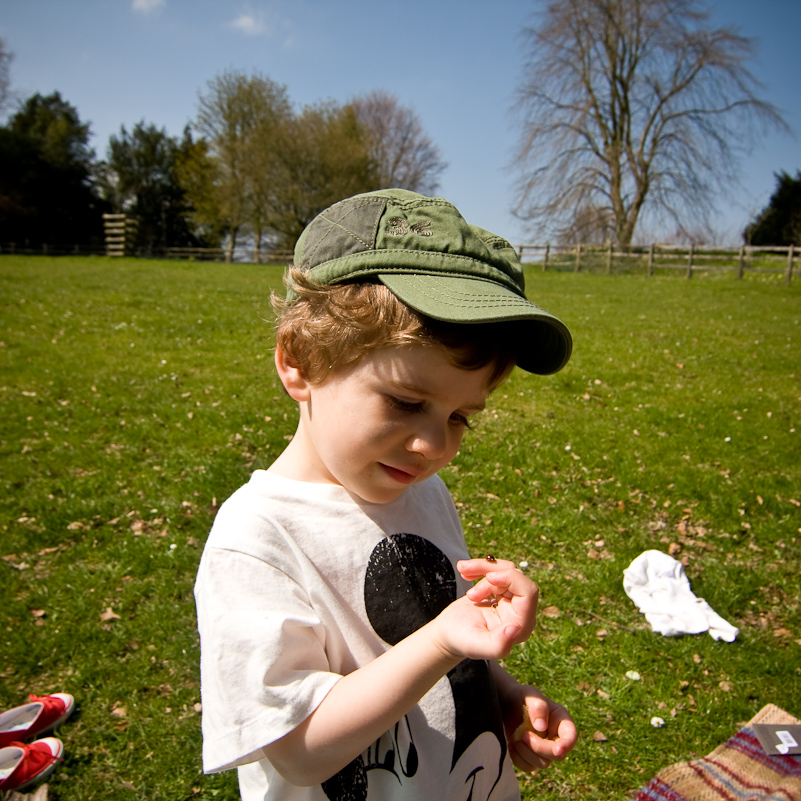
left=379, top=273, right=572, bottom=375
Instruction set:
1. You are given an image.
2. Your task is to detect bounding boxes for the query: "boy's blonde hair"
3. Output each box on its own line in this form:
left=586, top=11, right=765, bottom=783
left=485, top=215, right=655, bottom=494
left=273, top=265, right=517, bottom=389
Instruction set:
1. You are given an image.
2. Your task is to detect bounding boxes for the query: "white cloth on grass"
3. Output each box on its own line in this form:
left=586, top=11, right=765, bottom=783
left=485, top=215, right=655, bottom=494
left=623, top=550, right=739, bottom=642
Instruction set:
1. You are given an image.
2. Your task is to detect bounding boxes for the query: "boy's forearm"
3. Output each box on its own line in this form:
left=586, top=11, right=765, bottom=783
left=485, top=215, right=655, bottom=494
left=490, top=661, right=524, bottom=721
left=491, top=662, right=521, bottom=699
left=263, top=618, right=464, bottom=787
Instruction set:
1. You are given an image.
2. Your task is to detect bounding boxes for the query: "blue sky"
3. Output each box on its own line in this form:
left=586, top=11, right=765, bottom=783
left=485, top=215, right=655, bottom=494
left=2, top=0, right=798, bottom=244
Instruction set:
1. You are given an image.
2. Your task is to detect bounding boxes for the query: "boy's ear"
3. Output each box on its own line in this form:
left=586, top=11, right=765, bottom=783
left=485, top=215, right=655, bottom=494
left=274, top=345, right=311, bottom=402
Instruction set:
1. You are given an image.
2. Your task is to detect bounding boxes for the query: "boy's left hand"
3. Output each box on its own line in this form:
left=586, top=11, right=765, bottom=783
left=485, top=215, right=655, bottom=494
left=505, top=686, right=577, bottom=773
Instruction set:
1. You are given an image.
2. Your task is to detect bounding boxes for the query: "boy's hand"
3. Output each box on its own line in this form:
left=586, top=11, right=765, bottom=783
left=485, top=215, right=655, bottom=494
left=435, top=557, right=539, bottom=661
left=506, top=686, right=577, bottom=773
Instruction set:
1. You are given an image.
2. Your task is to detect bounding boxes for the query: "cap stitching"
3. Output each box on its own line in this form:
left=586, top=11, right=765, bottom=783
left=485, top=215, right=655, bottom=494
left=317, top=201, right=379, bottom=249
left=302, top=197, right=386, bottom=267
left=400, top=286, right=535, bottom=310
left=332, top=255, right=525, bottom=295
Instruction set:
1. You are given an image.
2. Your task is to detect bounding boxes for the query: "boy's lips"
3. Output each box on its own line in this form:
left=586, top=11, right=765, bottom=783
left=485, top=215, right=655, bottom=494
left=380, top=463, right=425, bottom=485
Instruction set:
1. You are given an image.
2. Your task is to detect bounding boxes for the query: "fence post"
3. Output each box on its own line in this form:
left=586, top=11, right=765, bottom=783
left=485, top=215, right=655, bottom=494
left=687, top=244, right=694, bottom=278
left=575, top=243, right=582, bottom=272
left=787, top=244, right=795, bottom=285
left=738, top=245, right=745, bottom=279
left=543, top=243, right=550, bottom=271
left=103, top=213, right=138, bottom=257
left=606, top=242, right=612, bottom=275
left=647, top=243, right=655, bottom=277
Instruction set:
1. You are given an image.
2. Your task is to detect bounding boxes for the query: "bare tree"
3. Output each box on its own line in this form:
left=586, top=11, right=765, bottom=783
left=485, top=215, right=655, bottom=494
left=351, top=90, right=446, bottom=195
left=0, top=39, right=14, bottom=115
left=512, top=0, right=787, bottom=246
left=556, top=201, right=615, bottom=245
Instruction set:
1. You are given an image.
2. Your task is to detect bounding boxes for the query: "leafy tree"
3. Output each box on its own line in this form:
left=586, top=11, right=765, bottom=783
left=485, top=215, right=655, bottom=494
left=190, top=70, right=291, bottom=261
left=268, top=101, right=376, bottom=250
left=175, top=134, right=227, bottom=249
left=99, top=121, right=201, bottom=253
left=186, top=72, right=447, bottom=258
left=512, top=0, right=787, bottom=246
left=350, top=90, right=446, bottom=194
left=9, top=91, right=93, bottom=170
left=0, top=91, right=105, bottom=247
left=744, top=170, right=801, bottom=246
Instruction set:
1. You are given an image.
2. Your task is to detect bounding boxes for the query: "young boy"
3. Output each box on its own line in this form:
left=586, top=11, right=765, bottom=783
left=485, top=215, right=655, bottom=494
left=194, top=189, right=578, bottom=801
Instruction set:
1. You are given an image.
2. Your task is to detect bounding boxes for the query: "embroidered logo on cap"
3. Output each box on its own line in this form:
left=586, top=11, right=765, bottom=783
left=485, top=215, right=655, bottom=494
left=386, top=217, right=408, bottom=236
left=386, top=218, right=433, bottom=237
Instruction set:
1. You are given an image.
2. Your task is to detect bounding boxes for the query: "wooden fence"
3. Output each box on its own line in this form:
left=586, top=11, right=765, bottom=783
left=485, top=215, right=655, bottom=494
left=516, top=243, right=798, bottom=284
left=0, top=243, right=293, bottom=263
left=103, top=213, right=139, bottom=257
left=0, top=240, right=797, bottom=283
left=163, top=247, right=293, bottom=264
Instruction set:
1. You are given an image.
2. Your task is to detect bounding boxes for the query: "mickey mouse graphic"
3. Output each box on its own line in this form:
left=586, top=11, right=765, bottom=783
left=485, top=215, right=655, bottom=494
left=321, top=534, right=510, bottom=801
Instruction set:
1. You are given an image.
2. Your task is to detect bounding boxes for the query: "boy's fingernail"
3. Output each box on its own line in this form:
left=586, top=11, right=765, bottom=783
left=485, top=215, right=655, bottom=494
left=534, top=718, right=548, bottom=732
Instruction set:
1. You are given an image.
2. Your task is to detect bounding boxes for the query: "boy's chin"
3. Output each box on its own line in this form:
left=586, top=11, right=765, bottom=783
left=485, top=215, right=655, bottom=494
left=343, top=479, right=417, bottom=506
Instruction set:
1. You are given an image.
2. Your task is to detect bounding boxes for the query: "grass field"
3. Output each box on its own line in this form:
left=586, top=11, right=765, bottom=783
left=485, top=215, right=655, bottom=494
left=1, top=255, right=799, bottom=800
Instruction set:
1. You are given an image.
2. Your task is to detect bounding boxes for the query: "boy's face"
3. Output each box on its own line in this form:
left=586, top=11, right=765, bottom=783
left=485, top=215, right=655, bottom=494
left=276, top=344, right=495, bottom=504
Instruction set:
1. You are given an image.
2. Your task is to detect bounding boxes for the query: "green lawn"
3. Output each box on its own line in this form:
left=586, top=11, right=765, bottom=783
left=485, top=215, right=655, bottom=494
left=1, top=256, right=799, bottom=800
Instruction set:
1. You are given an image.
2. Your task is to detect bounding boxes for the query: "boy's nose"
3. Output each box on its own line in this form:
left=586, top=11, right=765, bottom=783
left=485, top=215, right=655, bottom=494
left=406, top=422, right=448, bottom=461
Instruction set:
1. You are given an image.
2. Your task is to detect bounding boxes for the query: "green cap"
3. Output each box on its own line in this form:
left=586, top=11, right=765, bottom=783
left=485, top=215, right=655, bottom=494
left=292, top=188, right=572, bottom=374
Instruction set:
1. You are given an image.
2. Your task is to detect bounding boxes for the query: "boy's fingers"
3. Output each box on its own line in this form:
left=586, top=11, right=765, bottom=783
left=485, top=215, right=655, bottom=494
left=493, top=623, right=522, bottom=653
left=456, top=557, right=517, bottom=579
left=515, top=729, right=568, bottom=766
left=460, top=564, right=538, bottom=596
left=512, top=693, right=577, bottom=769
left=464, top=576, right=500, bottom=603
left=550, top=710, right=579, bottom=754
left=464, top=575, right=539, bottom=622
left=530, top=711, right=578, bottom=760
left=509, top=739, right=553, bottom=773
left=524, top=696, right=551, bottom=733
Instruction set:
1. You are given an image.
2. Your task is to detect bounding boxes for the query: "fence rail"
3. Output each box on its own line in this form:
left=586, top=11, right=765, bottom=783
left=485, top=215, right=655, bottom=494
left=0, top=242, right=295, bottom=264
left=1, top=240, right=797, bottom=283
left=516, top=242, right=798, bottom=283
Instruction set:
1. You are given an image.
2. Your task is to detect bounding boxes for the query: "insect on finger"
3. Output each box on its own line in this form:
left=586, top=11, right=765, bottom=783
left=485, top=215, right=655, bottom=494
left=485, top=554, right=497, bottom=563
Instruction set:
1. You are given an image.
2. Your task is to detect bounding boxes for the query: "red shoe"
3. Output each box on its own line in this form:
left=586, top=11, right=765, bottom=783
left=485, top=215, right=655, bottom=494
left=0, top=738, right=64, bottom=792
left=0, top=694, right=75, bottom=748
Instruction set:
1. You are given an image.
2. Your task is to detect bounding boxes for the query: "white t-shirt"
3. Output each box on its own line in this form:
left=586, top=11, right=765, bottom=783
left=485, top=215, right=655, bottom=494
left=194, top=470, right=520, bottom=801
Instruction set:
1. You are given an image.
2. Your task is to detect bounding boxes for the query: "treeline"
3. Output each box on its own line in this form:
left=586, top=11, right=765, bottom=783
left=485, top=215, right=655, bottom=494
left=744, top=170, right=801, bottom=248
left=0, top=92, right=108, bottom=249
left=0, top=69, right=445, bottom=260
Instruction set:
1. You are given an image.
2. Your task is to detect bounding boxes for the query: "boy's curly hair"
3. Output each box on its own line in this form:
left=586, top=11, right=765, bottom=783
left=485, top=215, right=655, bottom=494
left=272, top=266, right=518, bottom=389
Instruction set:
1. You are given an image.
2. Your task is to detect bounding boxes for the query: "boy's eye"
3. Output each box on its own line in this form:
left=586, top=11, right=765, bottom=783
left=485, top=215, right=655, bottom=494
left=450, top=412, right=475, bottom=430
left=386, top=396, right=475, bottom=430
left=386, top=396, right=423, bottom=414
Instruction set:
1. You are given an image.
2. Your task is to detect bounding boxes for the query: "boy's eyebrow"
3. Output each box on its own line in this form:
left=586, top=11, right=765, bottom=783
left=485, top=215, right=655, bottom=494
left=389, top=379, right=487, bottom=413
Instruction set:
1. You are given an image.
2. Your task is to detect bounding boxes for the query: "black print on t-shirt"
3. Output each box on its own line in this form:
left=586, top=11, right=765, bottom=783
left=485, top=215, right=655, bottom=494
left=321, top=533, right=506, bottom=801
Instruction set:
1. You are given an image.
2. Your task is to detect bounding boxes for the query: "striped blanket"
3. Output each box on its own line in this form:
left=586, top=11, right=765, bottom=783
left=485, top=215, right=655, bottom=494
left=634, top=705, right=801, bottom=801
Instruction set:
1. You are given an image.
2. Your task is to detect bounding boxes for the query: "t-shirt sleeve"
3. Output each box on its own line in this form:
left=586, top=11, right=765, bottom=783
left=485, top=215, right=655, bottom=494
left=194, top=526, right=341, bottom=773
